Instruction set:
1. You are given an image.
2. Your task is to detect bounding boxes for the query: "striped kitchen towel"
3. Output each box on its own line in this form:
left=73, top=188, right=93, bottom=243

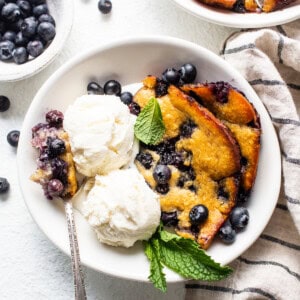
left=185, top=20, right=300, bottom=300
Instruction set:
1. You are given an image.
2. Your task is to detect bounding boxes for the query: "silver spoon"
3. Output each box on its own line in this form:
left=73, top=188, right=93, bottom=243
left=64, top=199, right=87, bottom=300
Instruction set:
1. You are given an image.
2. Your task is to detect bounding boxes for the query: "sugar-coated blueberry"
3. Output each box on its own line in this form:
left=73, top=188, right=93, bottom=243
left=0, top=95, right=10, bottom=112
left=104, top=80, right=121, bottom=96
left=27, top=40, right=43, bottom=57
left=218, top=222, right=236, bottom=244
left=189, top=204, right=209, bottom=225
left=47, top=137, right=66, bottom=158
left=7, top=130, right=20, bottom=147
left=180, top=63, right=197, bottom=83
left=12, top=46, right=28, bottom=64
left=0, top=40, right=15, bottom=60
left=98, top=0, right=112, bottom=14
left=47, top=179, right=64, bottom=198
left=45, top=110, right=64, bottom=127
left=230, top=207, right=249, bottom=230
left=0, top=177, right=10, bottom=194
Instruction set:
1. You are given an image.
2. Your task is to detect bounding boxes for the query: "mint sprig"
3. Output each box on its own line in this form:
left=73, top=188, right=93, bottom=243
left=134, top=97, right=165, bottom=145
left=143, top=224, right=233, bottom=292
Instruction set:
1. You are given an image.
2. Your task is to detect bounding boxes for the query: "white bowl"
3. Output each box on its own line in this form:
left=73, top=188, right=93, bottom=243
left=17, top=36, right=281, bottom=283
left=0, top=0, right=73, bottom=82
left=171, top=0, right=300, bottom=28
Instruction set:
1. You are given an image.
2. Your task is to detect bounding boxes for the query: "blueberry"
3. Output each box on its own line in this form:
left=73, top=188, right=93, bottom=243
left=189, top=204, right=208, bottom=225
left=32, top=4, right=48, bottom=17
left=162, top=68, right=180, bottom=85
left=12, top=46, right=28, bottom=64
left=15, top=31, right=29, bottom=46
left=155, top=78, right=169, bottom=97
left=51, top=158, right=67, bottom=184
left=135, top=152, right=153, bottom=169
left=2, top=31, right=16, bottom=42
left=233, top=0, right=246, bottom=13
left=128, top=102, right=140, bottom=115
left=161, top=211, right=178, bottom=226
left=179, top=63, right=197, bottom=83
left=0, top=96, right=10, bottom=112
left=20, top=17, right=37, bottom=38
left=153, top=164, right=171, bottom=184
left=38, top=14, right=55, bottom=26
left=120, top=91, right=133, bottom=105
left=210, top=81, right=231, bottom=104
left=180, top=119, right=196, bottom=138
left=37, top=21, right=55, bottom=42
left=45, top=110, right=64, bottom=127
left=104, top=80, right=121, bottom=96
left=155, top=184, right=169, bottom=194
left=230, top=207, right=249, bottom=230
left=47, top=179, right=64, bottom=198
left=27, top=40, right=43, bottom=57
left=47, top=137, right=66, bottom=158
left=0, top=40, right=15, bottom=60
left=219, top=222, right=236, bottom=244
left=17, top=0, right=32, bottom=17
left=0, top=177, right=10, bottom=193
left=98, top=0, right=112, bottom=14
left=7, top=130, right=20, bottom=147
left=1, top=3, right=21, bottom=23
left=87, top=81, right=104, bottom=95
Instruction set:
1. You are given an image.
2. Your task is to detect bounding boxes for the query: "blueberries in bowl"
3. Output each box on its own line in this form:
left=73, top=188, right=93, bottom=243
left=230, top=207, right=249, bottom=230
left=0, top=0, right=56, bottom=64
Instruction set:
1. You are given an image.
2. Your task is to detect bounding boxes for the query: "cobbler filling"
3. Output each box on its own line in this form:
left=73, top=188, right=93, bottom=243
left=31, top=110, right=69, bottom=199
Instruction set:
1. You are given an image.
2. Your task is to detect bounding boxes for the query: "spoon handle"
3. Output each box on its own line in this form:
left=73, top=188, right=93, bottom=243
left=64, top=200, right=87, bottom=300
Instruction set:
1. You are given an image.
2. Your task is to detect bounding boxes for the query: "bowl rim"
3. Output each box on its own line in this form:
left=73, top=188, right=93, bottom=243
left=0, top=0, right=74, bottom=82
left=17, top=35, right=281, bottom=282
left=171, top=0, right=300, bottom=28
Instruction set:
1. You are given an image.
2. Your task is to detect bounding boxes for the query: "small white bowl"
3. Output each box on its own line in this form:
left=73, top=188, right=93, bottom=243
left=18, top=36, right=281, bottom=282
left=0, top=0, right=73, bottom=82
left=171, top=0, right=300, bottom=28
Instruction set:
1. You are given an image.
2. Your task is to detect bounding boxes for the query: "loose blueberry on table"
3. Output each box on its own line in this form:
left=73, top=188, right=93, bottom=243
left=98, top=0, right=112, bottom=14
left=0, top=177, right=10, bottom=194
left=0, top=0, right=56, bottom=64
left=7, top=129, right=20, bottom=147
left=0, top=95, right=10, bottom=112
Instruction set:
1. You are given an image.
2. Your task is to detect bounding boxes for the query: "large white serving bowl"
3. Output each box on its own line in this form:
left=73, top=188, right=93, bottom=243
left=17, top=36, right=281, bottom=283
left=171, top=0, right=300, bottom=28
left=0, top=0, right=73, bottom=82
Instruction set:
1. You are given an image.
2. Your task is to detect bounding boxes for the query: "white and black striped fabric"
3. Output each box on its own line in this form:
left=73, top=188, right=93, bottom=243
left=186, top=20, right=300, bottom=300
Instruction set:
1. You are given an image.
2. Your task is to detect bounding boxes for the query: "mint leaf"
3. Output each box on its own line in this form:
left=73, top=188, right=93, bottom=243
left=143, top=239, right=167, bottom=292
left=158, top=230, right=233, bottom=281
left=144, top=225, right=233, bottom=291
left=134, top=97, right=165, bottom=145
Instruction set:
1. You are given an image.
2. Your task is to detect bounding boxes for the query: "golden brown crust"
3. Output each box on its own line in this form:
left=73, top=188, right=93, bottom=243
left=181, top=83, right=261, bottom=200
left=134, top=80, right=241, bottom=249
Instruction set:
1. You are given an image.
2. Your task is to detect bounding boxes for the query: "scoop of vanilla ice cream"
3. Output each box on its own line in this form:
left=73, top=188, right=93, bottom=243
left=64, top=95, right=136, bottom=177
left=83, top=168, right=161, bottom=247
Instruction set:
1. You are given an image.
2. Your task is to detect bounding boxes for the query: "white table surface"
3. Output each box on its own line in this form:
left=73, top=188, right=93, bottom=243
left=0, top=1, right=236, bottom=299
